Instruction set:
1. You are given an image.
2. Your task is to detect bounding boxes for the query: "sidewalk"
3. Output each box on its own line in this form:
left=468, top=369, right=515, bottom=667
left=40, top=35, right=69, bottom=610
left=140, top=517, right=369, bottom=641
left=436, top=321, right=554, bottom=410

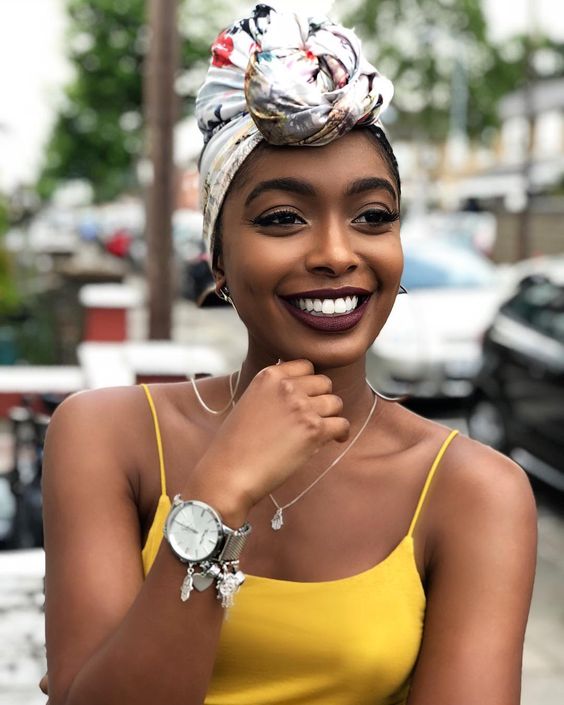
left=0, top=550, right=46, bottom=705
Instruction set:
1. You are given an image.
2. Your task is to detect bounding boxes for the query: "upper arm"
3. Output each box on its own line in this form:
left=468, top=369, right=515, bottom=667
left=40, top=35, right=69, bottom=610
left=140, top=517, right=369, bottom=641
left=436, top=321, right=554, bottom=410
left=43, top=387, right=147, bottom=703
left=408, top=441, right=537, bottom=705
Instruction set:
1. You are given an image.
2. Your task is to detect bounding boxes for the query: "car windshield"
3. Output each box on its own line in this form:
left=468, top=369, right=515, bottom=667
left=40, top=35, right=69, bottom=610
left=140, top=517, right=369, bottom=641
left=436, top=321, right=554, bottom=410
left=401, top=243, right=496, bottom=289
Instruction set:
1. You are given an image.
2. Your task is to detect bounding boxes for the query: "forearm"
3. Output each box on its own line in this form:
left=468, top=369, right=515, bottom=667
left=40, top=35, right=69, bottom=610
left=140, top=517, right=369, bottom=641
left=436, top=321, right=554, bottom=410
left=56, top=544, right=225, bottom=705
left=50, top=477, right=250, bottom=705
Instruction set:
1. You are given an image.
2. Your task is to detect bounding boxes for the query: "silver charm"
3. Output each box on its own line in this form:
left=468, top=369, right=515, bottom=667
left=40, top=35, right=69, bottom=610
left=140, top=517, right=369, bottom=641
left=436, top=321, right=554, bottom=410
left=271, top=508, right=284, bottom=531
left=180, top=566, right=195, bottom=602
left=216, top=566, right=245, bottom=609
left=192, top=572, right=214, bottom=592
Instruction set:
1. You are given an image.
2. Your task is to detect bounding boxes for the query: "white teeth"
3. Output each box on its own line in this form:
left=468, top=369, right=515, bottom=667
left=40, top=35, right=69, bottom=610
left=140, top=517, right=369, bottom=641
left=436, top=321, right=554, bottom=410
left=291, top=294, right=364, bottom=316
left=334, top=298, right=347, bottom=314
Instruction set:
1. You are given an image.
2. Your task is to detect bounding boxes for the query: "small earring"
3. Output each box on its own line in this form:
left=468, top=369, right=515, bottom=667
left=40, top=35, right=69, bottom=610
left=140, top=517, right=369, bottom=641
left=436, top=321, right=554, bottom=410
left=216, top=284, right=233, bottom=305
left=398, top=284, right=408, bottom=295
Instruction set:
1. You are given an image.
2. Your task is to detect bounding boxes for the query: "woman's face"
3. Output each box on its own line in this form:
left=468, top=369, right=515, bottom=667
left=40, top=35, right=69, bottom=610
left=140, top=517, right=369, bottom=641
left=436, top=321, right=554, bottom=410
left=217, top=129, right=403, bottom=370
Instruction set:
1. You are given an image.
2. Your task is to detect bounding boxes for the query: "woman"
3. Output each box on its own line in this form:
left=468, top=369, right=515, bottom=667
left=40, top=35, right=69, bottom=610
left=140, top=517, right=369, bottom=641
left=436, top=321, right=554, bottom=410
left=42, top=5, right=537, bottom=705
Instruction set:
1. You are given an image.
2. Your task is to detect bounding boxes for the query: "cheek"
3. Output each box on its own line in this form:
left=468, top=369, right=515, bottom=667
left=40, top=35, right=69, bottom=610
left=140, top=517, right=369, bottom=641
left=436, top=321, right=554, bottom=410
left=224, top=234, right=300, bottom=296
left=366, top=235, right=404, bottom=287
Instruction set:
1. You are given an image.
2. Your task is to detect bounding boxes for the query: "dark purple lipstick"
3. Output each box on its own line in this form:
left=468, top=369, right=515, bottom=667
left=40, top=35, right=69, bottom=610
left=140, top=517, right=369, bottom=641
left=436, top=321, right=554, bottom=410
left=278, top=287, right=372, bottom=332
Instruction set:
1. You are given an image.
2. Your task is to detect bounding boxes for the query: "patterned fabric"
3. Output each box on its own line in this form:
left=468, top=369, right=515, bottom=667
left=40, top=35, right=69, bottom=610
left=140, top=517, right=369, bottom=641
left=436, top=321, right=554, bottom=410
left=196, top=2, right=394, bottom=262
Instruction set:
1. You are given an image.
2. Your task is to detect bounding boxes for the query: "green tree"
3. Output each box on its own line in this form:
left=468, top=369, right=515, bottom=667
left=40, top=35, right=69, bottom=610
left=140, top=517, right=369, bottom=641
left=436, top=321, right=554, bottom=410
left=38, top=0, right=235, bottom=203
left=0, top=195, right=21, bottom=316
left=335, top=0, right=564, bottom=142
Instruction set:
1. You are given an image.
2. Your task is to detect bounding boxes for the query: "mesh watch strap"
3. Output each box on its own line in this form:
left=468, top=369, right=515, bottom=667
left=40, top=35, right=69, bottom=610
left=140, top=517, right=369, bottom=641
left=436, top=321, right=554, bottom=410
left=218, top=524, right=252, bottom=561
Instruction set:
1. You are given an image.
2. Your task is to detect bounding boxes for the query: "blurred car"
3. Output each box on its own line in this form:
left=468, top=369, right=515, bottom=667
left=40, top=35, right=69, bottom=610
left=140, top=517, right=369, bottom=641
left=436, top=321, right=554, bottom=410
left=171, top=209, right=216, bottom=301
left=467, top=261, right=564, bottom=491
left=366, top=240, right=502, bottom=399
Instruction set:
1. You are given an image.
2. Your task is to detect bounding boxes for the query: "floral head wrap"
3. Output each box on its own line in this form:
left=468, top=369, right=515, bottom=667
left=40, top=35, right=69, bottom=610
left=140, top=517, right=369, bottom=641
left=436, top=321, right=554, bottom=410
left=196, top=2, right=394, bottom=264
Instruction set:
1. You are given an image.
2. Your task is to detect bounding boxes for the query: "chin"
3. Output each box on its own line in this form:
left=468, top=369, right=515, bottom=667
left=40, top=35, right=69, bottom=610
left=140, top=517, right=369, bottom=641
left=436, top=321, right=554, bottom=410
left=273, top=336, right=373, bottom=370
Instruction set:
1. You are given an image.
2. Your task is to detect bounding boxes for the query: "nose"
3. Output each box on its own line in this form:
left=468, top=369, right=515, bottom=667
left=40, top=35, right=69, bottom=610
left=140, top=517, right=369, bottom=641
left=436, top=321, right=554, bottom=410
left=304, top=217, right=359, bottom=277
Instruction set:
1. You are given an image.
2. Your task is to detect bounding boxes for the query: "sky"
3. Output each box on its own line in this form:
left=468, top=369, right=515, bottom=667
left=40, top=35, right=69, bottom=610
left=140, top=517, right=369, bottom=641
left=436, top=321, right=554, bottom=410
left=0, top=0, right=563, bottom=193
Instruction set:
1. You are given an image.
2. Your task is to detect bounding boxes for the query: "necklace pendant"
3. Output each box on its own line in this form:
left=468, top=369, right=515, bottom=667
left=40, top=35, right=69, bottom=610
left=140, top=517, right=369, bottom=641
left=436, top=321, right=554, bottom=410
left=271, top=508, right=284, bottom=531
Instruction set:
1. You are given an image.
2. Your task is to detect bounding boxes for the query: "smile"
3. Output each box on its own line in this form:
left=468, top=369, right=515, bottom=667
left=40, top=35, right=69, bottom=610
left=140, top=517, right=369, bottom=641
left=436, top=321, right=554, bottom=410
left=290, top=295, right=361, bottom=317
left=279, top=288, right=372, bottom=332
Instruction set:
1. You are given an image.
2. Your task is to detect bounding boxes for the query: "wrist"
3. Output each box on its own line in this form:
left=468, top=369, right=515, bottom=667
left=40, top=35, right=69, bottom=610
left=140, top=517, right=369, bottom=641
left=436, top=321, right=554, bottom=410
left=181, top=475, right=251, bottom=529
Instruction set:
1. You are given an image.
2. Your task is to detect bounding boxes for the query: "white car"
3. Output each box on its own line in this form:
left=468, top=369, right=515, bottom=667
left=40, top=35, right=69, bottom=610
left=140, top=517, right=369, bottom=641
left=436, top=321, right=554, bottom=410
left=367, top=240, right=504, bottom=399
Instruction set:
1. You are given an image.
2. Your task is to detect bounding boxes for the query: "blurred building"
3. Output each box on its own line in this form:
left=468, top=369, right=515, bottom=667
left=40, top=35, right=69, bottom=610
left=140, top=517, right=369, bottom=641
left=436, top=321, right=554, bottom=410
left=435, top=77, right=564, bottom=262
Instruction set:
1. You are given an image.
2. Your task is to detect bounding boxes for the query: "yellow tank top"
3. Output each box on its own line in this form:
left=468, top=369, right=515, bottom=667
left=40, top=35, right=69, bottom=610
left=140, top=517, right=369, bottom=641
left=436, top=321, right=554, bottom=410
left=140, top=384, right=459, bottom=705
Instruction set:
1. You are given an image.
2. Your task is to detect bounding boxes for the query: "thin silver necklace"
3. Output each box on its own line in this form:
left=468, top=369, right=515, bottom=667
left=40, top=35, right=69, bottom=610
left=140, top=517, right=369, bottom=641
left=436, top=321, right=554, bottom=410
left=267, top=392, right=377, bottom=530
left=189, top=370, right=241, bottom=415
left=225, top=374, right=378, bottom=531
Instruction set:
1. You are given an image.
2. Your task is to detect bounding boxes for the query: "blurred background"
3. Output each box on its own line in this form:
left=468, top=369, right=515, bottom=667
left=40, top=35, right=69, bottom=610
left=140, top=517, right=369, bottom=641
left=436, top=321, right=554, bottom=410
left=0, top=0, right=563, bottom=703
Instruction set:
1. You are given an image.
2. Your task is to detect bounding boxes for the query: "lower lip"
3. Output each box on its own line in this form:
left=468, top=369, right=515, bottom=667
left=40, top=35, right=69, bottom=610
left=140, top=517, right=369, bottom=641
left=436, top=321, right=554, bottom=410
left=279, top=297, right=371, bottom=332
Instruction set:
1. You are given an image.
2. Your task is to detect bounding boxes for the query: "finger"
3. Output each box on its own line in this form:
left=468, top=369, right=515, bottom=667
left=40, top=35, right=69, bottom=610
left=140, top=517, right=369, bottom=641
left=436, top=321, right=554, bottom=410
left=321, top=417, right=351, bottom=443
left=310, top=393, right=343, bottom=418
left=289, top=374, right=333, bottom=397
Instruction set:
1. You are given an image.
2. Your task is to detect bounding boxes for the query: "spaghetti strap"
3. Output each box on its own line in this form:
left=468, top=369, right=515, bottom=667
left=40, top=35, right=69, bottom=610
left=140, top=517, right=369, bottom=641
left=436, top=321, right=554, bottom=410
left=140, top=384, right=168, bottom=498
left=407, top=429, right=459, bottom=537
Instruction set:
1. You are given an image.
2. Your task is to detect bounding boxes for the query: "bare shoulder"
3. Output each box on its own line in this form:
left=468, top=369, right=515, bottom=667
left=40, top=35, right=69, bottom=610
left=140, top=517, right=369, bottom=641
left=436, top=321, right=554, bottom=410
left=49, top=384, right=147, bottom=432
left=380, top=401, right=537, bottom=563
left=47, top=381, right=201, bottom=470
left=431, top=432, right=537, bottom=541
left=46, top=385, right=153, bottom=482
left=387, top=400, right=536, bottom=526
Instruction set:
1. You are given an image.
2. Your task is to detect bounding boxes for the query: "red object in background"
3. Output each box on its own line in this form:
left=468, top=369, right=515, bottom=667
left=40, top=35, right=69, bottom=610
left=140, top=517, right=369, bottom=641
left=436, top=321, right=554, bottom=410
left=83, top=308, right=127, bottom=342
left=105, top=228, right=132, bottom=258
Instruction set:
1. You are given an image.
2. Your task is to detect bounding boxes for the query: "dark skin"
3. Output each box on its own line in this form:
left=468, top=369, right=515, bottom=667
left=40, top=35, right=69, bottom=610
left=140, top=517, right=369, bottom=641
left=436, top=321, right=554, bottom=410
left=42, top=131, right=537, bottom=704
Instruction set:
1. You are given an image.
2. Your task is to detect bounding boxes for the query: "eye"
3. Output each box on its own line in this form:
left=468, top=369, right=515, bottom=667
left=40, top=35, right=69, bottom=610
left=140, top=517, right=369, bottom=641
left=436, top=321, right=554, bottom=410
left=353, top=209, right=400, bottom=227
left=251, top=210, right=307, bottom=227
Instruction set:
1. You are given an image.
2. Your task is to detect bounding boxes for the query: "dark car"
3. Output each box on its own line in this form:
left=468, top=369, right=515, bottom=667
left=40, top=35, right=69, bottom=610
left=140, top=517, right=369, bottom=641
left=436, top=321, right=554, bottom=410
left=467, top=270, right=564, bottom=491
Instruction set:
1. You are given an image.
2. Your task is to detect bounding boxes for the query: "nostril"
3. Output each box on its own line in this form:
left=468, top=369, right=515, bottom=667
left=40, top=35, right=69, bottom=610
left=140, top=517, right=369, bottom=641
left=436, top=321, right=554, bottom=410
left=311, top=262, right=358, bottom=276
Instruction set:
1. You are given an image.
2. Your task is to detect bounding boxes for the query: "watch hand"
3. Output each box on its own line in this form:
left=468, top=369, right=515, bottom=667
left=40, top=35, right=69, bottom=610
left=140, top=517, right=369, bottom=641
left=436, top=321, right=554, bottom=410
left=176, top=521, right=198, bottom=533
left=199, top=530, right=209, bottom=545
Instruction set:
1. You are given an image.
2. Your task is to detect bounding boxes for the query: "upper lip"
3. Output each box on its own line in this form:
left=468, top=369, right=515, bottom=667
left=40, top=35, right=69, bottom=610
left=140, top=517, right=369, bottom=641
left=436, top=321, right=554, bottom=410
left=280, top=286, right=372, bottom=300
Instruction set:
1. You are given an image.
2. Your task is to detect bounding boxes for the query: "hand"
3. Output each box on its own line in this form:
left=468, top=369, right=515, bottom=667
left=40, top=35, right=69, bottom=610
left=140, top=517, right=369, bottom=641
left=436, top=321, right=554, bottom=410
left=188, top=360, right=349, bottom=524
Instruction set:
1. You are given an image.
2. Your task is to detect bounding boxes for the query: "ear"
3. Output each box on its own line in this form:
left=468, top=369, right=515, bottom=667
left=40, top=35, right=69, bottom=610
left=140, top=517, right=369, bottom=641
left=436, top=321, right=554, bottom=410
left=213, top=253, right=226, bottom=291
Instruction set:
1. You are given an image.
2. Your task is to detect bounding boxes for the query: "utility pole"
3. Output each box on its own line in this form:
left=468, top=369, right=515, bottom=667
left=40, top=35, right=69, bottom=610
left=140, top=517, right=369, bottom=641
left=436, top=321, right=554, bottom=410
left=517, top=0, right=538, bottom=262
left=144, top=0, right=179, bottom=339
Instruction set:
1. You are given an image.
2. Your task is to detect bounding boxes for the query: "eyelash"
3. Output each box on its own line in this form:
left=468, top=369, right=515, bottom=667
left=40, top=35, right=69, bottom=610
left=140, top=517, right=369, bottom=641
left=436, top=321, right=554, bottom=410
left=250, top=210, right=305, bottom=227
left=354, top=209, right=400, bottom=226
left=250, top=209, right=400, bottom=228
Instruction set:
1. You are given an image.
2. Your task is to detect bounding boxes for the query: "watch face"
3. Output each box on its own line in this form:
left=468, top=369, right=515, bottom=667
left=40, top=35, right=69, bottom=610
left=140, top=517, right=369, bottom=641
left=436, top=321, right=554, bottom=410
left=166, top=501, right=222, bottom=561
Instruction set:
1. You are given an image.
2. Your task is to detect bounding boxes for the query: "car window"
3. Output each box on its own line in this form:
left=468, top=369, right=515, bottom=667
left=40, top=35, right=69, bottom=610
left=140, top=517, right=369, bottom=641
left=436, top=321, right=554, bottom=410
left=401, top=245, right=496, bottom=289
left=502, top=282, right=564, bottom=343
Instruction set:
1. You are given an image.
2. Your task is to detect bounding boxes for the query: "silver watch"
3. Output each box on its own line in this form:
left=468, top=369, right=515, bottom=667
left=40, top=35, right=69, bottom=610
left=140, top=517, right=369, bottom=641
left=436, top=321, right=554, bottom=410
left=163, top=495, right=251, bottom=564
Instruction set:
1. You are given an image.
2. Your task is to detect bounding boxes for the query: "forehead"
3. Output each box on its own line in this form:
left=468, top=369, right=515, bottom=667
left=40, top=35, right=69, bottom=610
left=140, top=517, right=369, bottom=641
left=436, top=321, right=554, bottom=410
left=229, top=130, right=397, bottom=203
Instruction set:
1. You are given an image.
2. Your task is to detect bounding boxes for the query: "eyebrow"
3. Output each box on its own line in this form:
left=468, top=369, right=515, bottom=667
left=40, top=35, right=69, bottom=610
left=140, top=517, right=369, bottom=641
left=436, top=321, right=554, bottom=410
left=244, top=175, right=397, bottom=208
left=345, top=177, right=397, bottom=202
left=244, top=178, right=316, bottom=207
